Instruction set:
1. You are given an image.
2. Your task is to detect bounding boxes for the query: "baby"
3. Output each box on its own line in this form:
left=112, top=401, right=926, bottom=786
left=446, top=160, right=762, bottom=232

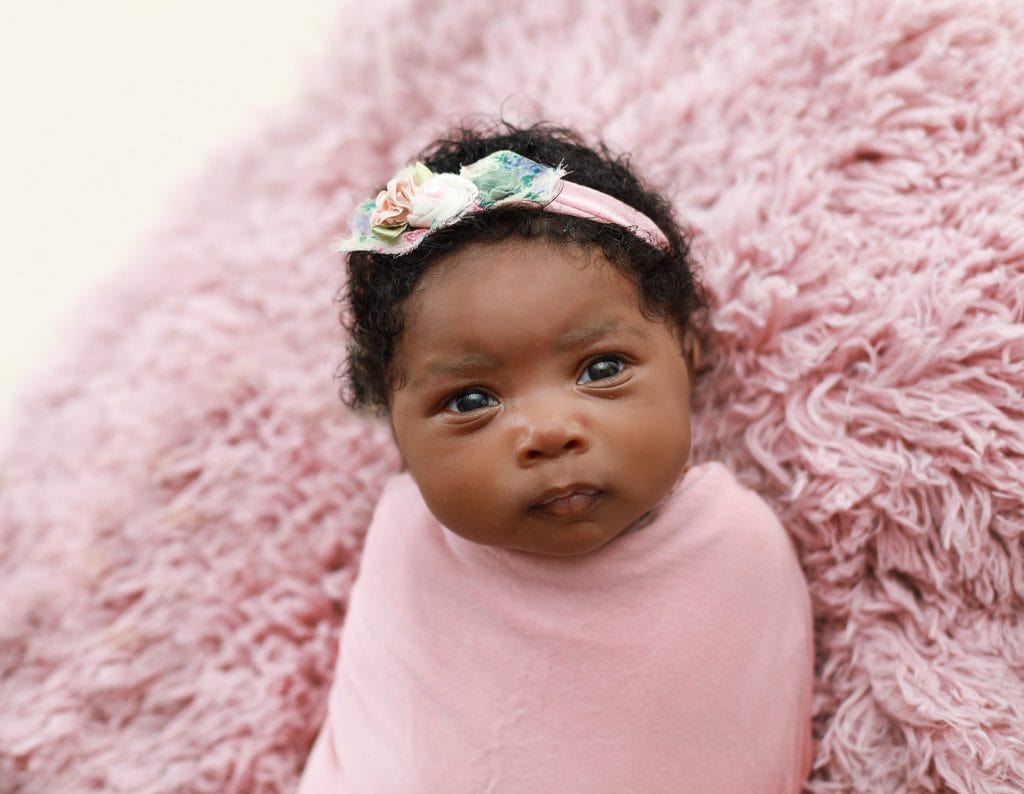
left=300, top=123, right=814, bottom=792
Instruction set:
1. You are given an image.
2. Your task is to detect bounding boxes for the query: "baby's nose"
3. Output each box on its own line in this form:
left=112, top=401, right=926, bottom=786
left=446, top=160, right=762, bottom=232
left=513, top=396, right=589, bottom=465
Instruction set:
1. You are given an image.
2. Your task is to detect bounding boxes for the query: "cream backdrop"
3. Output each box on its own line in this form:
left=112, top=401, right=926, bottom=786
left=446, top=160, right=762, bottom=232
left=0, top=1, right=339, bottom=421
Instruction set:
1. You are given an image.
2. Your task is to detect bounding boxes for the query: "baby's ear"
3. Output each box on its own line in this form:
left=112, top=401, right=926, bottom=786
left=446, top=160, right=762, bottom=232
left=682, top=331, right=702, bottom=376
left=386, top=413, right=409, bottom=471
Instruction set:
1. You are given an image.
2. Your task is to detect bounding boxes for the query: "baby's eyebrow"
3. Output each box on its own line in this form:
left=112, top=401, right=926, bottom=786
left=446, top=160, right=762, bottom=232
left=408, top=352, right=500, bottom=390
left=553, top=319, right=651, bottom=352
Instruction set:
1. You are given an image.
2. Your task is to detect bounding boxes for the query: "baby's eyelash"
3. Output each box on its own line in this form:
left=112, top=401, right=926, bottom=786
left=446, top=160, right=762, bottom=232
left=578, top=355, right=628, bottom=385
left=442, top=388, right=499, bottom=414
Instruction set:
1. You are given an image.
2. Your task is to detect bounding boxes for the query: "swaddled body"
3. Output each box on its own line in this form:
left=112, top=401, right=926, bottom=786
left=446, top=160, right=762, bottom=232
left=300, top=464, right=813, bottom=793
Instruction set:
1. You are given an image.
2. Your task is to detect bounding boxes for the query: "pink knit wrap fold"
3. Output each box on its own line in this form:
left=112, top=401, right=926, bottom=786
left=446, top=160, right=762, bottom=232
left=299, top=463, right=814, bottom=792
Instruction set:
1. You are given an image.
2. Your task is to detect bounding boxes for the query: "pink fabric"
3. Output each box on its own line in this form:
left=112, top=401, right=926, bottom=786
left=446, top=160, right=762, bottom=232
left=549, top=180, right=668, bottom=247
left=299, top=463, right=814, bottom=793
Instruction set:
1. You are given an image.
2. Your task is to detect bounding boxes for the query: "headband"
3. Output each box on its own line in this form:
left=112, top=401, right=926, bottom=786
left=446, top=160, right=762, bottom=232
left=336, top=149, right=669, bottom=255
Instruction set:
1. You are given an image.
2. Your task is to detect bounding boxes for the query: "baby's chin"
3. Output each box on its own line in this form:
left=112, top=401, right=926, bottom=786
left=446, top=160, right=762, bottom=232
left=455, top=517, right=646, bottom=558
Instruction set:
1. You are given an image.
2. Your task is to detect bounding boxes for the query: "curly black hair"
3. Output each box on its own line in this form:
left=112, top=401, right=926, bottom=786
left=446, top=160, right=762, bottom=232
left=339, top=121, right=706, bottom=413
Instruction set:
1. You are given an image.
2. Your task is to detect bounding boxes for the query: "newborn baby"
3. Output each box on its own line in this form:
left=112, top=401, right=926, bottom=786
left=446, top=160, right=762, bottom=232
left=300, top=124, right=814, bottom=792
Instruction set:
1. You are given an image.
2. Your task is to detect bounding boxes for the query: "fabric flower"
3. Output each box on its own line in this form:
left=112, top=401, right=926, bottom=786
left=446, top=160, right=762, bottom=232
left=369, top=163, right=432, bottom=230
left=338, top=152, right=566, bottom=253
left=407, top=173, right=480, bottom=228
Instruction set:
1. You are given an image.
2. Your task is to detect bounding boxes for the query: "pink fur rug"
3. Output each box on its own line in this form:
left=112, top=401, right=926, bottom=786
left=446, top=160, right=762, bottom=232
left=3, top=0, right=1023, bottom=791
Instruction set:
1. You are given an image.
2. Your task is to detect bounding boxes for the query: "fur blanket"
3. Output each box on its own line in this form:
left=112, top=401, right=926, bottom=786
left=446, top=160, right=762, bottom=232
left=2, top=0, right=1022, bottom=791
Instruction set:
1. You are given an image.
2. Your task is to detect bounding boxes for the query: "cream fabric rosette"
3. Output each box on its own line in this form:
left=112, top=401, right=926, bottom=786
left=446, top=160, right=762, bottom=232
left=406, top=173, right=479, bottom=228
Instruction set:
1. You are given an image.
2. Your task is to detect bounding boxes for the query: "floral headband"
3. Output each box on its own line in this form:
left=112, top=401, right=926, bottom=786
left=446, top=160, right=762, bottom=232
left=336, top=149, right=669, bottom=255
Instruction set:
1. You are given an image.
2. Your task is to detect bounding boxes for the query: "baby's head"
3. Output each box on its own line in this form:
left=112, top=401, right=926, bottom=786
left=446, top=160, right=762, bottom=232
left=339, top=123, right=706, bottom=556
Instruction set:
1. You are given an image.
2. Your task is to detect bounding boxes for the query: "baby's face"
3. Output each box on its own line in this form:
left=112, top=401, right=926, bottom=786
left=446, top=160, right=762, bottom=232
left=388, top=238, right=693, bottom=556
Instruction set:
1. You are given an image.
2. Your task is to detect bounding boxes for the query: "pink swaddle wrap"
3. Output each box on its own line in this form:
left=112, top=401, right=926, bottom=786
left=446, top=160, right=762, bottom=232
left=300, top=462, right=814, bottom=792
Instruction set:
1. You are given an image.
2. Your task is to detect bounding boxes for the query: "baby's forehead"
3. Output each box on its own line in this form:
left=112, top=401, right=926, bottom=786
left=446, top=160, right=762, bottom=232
left=408, top=254, right=631, bottom=321
left=420, top=246, right=673, bottom=322
left=421, top=236, right=607, bottom=279
left=404, top=251, right=672, bottom=356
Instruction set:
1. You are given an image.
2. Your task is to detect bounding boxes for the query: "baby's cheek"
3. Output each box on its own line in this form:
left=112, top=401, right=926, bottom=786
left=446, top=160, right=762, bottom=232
left=413, top=464, right=498, bottom=539
left=634, top=410, right=691, bottom=486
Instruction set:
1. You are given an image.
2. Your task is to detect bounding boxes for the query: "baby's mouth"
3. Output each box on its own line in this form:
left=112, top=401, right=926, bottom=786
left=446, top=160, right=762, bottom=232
left=528, top=486, right=603, bottom=518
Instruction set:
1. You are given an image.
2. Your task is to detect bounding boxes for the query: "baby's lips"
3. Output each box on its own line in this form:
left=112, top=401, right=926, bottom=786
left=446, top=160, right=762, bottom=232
left=529, top=486, right=603, bottom=518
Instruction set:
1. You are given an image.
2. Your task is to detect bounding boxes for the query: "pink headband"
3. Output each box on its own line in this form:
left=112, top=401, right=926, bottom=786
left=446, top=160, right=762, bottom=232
left=337, top=149, right=669, bottom=255
left=543, top=179, right=668, bottom=248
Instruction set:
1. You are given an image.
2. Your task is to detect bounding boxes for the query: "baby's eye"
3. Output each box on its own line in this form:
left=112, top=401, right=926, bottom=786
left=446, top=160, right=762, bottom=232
left=445, top=389, right=498, bottom=413
left=578, top=356, right=626, bottom=384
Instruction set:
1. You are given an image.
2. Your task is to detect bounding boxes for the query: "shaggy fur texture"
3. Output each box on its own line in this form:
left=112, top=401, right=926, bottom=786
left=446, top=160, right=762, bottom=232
left=2, top=0, right=1023, bottom=791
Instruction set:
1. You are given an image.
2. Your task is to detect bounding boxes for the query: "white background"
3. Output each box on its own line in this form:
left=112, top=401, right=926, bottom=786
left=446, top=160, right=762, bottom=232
left=0, top=0, right=340, bottom=422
